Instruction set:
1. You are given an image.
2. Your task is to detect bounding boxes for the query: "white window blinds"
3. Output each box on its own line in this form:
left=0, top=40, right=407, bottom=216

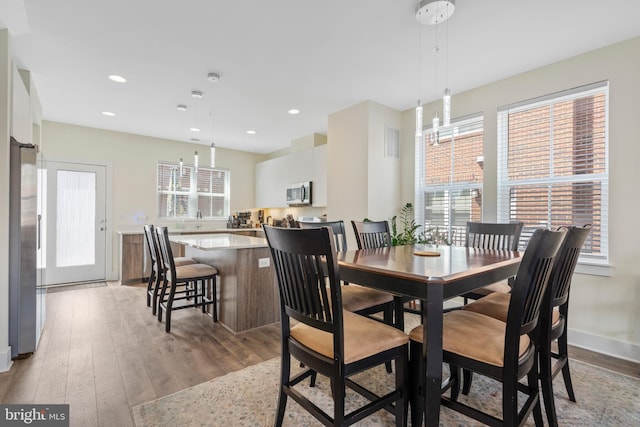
left=157, top=162, right=230, bottom=218
left=415, top=114, right=484, bottom=245
left=497, top=81, right=608, bottom=262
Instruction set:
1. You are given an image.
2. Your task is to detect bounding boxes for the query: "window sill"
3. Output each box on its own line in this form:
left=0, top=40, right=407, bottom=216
left=575, top=262, right=612, bottom=277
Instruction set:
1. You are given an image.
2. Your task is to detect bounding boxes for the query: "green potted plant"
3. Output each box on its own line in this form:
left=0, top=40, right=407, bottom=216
left=390, top=202, right=450, bottom=246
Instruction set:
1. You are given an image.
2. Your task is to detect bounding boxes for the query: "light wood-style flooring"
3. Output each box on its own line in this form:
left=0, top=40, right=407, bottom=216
left=0, top=281, right=638, bottom=426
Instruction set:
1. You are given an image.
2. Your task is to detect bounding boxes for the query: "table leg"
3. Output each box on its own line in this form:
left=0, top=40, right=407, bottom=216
left=423, top=283, right=444, bottom=427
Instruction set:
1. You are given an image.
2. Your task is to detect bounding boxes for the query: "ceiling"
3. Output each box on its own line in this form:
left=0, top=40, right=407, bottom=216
left=3, top=0, right=640, bottom=154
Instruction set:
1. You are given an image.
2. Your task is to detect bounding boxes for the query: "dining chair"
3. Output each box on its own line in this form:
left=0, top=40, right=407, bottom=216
left=299, top=220, right=396, bottom=332
left=463, top=224, right=591, bottom=427
left=461, top=221, right=524, bottom=302
left=408, top=228, right=566, bottom=427
left=351, top=219, right=414, bottom=333
left=155, top=226, right=219, bottom=332
left=143, top=224, right=196, bottom=315
left=263, top=225, right=409, bottom=427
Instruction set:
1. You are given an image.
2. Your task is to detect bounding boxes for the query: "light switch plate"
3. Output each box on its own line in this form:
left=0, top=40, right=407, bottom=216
left=258, top=257, right=270, bottom=268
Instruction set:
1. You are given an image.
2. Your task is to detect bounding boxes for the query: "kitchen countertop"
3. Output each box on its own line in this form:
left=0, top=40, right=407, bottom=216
left=169, top=233, right=267, bottom=250
left=117, top=227, right=260, bottom=235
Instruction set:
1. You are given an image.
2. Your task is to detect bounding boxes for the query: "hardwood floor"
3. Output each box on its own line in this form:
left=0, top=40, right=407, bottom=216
left=0, top=281, right=281, bottom=427
left=1, top=281, right=638, bottom=426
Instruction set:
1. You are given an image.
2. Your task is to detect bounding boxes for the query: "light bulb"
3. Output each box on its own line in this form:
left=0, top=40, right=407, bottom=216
left=415, top=100, right=423, bottom=138
left=179, top=157, right=183, bottom=176
left=210, top=143, right=216, bottom=168
left=194, top=150, right=199, bottom=172
left=443, top=88, right=451, bottom=127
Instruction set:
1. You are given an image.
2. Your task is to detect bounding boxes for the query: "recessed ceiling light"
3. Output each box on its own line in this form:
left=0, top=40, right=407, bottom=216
left=190, top=127, right=201, bottom=132
left=177, top=104, right=187, bottom=112
left=108, top=75, right=126, bottom=83
left=246, top=130, right=256, bottom=135
left=102, top=111, right=115, bottom=116
left=191, top=90, right=203, bottom=98
left=288, top=109, right=300, bottom=115
left=190, top=138, right=200, bottom=142
left=207, top=72, right=220, bottom=83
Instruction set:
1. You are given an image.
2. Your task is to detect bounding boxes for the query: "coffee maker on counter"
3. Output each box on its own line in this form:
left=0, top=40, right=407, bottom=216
left=227, top=211, right=253, bottom=228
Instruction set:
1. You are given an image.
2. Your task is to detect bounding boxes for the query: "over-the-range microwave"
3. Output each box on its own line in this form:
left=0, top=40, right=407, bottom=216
left=286, top=181, right=312, bottom=206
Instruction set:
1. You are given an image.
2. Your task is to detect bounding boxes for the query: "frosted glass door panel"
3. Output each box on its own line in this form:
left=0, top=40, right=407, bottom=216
left=45, top=161, right=106, bottom=285
left=56, top=170, right=96, bottom=267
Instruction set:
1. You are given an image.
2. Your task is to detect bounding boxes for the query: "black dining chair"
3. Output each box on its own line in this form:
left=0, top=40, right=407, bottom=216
left=264, top=225, right=409, bottom=427
left=463, top=224, right=591, bottom=426
left=408, top=228, right=566, bottom=427
left=299, top=220, right=396, bottom=330
left=461, top=221, right=524, bottom=302
left=155, top=226, right=219, bottom=332
left=143, top=224, right=196, bottom=315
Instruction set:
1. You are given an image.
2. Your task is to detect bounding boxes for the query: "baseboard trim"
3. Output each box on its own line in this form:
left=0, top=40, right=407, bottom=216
left=569, top=328, right=640, bottom=364
left=0, top=347, right=13, bottom=373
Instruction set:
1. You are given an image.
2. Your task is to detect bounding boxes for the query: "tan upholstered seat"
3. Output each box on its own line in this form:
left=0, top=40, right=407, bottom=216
left=168, top=263, right=218, bottom=282
left=174, top=257, right=197, bottom=267
left=291, top=310, right=408, bottom=364
left=409, top=310, right=530, bottom=367
left=466, top=280, right=511, bottom=297
left=340, top=285, right=394, bottom=313
left=463, top=291, right=560, bottom=326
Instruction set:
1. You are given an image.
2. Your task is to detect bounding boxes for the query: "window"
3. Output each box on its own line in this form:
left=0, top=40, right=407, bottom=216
left=157, top=162, right=230, bottom=218
left=497, top=81, right=608, bottom=263
left=415, top=114, right=484, bottom=245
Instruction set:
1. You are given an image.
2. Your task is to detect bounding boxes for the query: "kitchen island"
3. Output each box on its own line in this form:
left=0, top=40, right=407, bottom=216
left=169, top=233, right=279, bottom=333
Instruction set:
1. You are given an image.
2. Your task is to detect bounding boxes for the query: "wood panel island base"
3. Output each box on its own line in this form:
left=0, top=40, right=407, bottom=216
left=170, top=234, right=279, bottom=333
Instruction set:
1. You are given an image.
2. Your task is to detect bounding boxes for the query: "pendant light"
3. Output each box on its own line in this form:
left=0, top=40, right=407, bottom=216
left=194, top=150, right=199, bottom=173
left=415, top=0, right=455, bottom=138
left=208, top=72, right=220, bottom=168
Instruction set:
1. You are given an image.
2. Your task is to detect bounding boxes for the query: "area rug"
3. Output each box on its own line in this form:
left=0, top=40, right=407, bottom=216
left=132, top=355, right=639, bottom=426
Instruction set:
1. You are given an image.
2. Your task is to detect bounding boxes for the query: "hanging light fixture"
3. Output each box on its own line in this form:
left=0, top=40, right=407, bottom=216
left=415, top=0, right=455, bottom=138
left=194, top=150, right=199, bottom=173
left=207, top=72, right=220, bottom=168
left=179, top=157, right=184, bottom=176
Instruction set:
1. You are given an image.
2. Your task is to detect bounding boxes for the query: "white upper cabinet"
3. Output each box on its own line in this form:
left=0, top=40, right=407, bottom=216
left=255, top=145, right=327, bottom=208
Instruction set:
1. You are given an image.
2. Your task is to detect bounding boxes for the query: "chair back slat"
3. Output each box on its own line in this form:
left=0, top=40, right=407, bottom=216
left=265, top=226, right=343, bottom=335
left=351, top=220, right=391, bottom=249
left=155, top=226, right=177, bottom=281
left=506, top=228, right=566, bottom=338
left=144, top=224, right=162, bottom=272
left=465, top=221, right=524, bottom=251
left=299, top=220, right=348, bottom=252
left=549, top=225, right=592, bottom=307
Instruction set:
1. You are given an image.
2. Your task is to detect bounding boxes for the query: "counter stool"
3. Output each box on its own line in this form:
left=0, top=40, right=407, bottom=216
left=155, top=226, right=219, bottom=332
left=143, top=224, right=196, bottom=315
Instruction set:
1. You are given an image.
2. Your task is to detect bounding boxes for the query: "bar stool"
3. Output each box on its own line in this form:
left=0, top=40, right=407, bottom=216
left=155, top=226, right=219, bottom=332
left=143, top=224, right=196, bottom=315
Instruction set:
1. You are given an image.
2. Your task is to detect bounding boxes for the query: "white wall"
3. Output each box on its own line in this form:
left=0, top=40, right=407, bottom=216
left=400, top=36, right=640, bottom=362
left=327, top=101, right=402, bottom=248
left=42, top=121, right=265, bottom=280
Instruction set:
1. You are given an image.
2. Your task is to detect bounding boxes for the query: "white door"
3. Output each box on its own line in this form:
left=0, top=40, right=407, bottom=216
left=45, top=161, right=107, bottom=285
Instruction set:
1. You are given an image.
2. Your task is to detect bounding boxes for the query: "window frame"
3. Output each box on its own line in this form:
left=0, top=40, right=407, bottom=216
left=156, top=162, right=230, bottom=219
left=496, top=81, right=609, bottom=268
left=414, top=113, right=485, bottom=245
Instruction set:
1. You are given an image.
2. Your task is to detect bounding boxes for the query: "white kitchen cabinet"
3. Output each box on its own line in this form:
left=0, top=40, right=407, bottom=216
left=11, top=65, right=31, bottom=143
left=255, top=145, right=328, bottom=208
left=312, top=144, right=327, bottom=207
left=255, top=155, right=289, bottom=208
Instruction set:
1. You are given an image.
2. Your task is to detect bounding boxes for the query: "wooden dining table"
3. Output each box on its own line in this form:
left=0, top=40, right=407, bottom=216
left=337, top=244, right=521, bottom=427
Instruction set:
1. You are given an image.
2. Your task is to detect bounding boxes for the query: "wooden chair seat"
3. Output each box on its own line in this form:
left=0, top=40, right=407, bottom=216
left=292, top=310, right=408, bottom=364
left=174, top=257, right=197, bottom=267
left=409, top=311, right=531, bottom=368
left=169, top=263, right=218, bottom=281
left=340, top=285, right=394, bottom=313
left=463, top=292, right=561, bottom=326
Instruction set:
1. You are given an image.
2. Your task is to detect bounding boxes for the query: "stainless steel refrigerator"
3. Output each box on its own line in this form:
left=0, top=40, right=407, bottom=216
left=9, top=136, right=45, bottom=359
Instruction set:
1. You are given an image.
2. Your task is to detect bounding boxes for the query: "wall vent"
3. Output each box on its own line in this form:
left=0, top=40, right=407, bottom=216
left=385, top=126, right=400, bottom=159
